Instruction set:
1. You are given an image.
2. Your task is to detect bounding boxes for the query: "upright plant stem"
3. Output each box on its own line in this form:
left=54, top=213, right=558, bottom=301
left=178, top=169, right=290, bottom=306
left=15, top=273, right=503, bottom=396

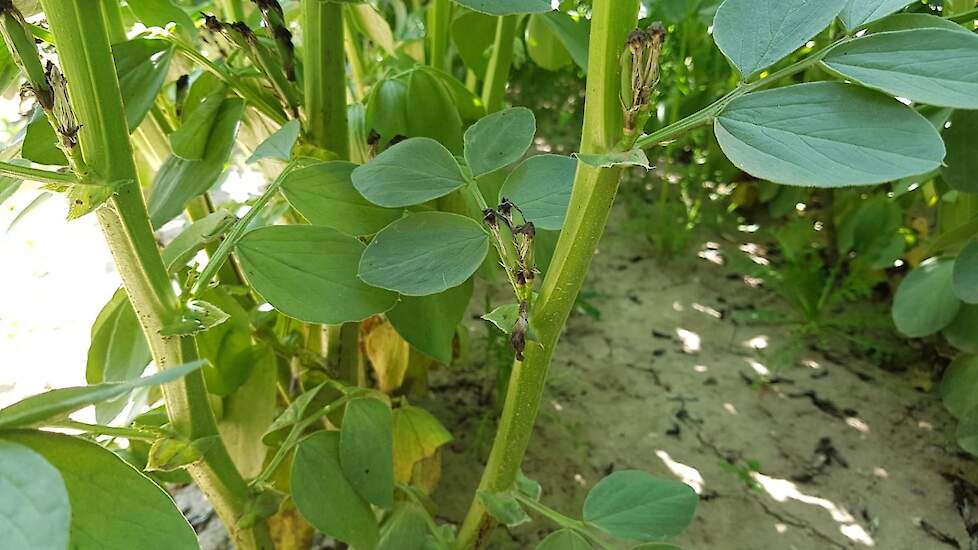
left=455, top=2, right=639, bottom=548
left=303, top=0, right=348, bottom=157
left=481, top=15, right=517, bottom=113
left=40, top=3, right=270, bottom=549
left=427, top=0, right=452, bottom=71
left=302, top=0, right=362, bottom=380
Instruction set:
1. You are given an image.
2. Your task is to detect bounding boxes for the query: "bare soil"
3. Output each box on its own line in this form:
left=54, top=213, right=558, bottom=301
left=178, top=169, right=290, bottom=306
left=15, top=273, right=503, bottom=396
left=427, top=204, right=978, bottom=550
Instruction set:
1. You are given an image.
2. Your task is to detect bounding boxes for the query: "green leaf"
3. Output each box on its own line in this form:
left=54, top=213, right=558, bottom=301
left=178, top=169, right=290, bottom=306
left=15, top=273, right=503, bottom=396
left=366, top=78, right=409, bottom=142
left=406, top=69, right=464, bottom=154
left=942, top=110, right=978, bottom=194
left=465, top=107, right=536, bottom=177
left=0, top=440, right=70, bottom=550
left=482, top=303, right=521, bottom=334
left=822, top=29, right=978, bottom=109
left=451, top=0, right=552, bottom=15
left=22, top=108, right=67, bottom=166
left=954, top=241, right=978, bottom=305
left=359, top=212, right=490, bottom=296
left=892, top=257, right=960, bottom=338
left=477, top=490, right=531, bottom=527
left=281, top=161, right=402, bottom=236
left=340, top=398, right=394, bottom=509
left=128, top=0, right=197, bottom=40
left=353, top=137, right=466, bottom=208
left=160, top=299, right=229, bottom=337
left=451, top=10, right=499, bottom=78
left=956, top=408, right=978, bottom=456
left=161, top=210, right=237, bottom=272
left=392, top=405, right=453, bottom=483
left=148, top=98, right=245, bottom=228
left=262, top=383, right=326, bottom=445
left=712, top=0, right=846, bottom=78
left=349, top=3, right=395, bottom=54
left=86, top=288, right=150, bottom=386
left=714, top=82, right=945, bottom=187
left=388, top=279, right=473, bottom=363
left=538, top=11, right=590, bottom=71
left=195, top=289, right=256, bottom=396
left=941, top=354, right=978, bottom=418
left=515, top=471, right=542, bottom=501
left=237, top=225, right=397, bottom=323
left=146, top=436, right=218, bottom=472
left=0, top=361, right=206, bottom=429
left=582, top=470, right=698, bottom=542
left=217, top=345, right=277, bottom=478
left=839, top=0, right=914, bottom=31
left=944, top=305, right=978, bottom=354
left=170, top=89, right=226, bottom=161
left=378, top=502, right=430, bottom=550
left=1, top=431, right=198, bottom=549
left=112, top=38, right=174, bottom=131
left=248, top=119, right=300, bottom=163
left=535, top=529, right=591, bottom=550
left=292, top=431, right=379, bottom=550
left=866, top=13, right=971, bottom=34
left=86, top=289, right=151, bottom=423
left=501, top=154, right=577, bottom=230
left=421, top=66, right=486, bottom=122
left=526, top=13, right=573, bottom=71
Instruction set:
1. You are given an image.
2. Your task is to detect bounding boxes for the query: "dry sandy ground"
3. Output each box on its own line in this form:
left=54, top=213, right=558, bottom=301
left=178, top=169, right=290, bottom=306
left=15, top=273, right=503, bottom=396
left=430, top=206, right=976, bottom=550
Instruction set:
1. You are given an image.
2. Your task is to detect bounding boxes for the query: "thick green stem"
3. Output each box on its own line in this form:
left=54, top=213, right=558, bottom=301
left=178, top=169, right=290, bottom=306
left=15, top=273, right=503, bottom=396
left=455, top=2, right=639, bottom=548
left=302, top=0, right=348, bottom=157
left=427, top=0, right=452, bottom=71
left=481, top=15, right=517, bottom=113
left=40, top=3, right=270, bottom=548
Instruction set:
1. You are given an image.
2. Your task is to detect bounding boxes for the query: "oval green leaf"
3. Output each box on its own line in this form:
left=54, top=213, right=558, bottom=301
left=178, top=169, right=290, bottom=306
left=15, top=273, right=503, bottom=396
left=451, top=0, right=552, bottom=16
left=378, top=502, right=430, bottom=550
left=388, top=278, right=473, bottom=363
left=941, top=354, right=978, bottom=418
left=292, top=431, right=379, bottom=550
left=247, top=119, right=300, bottom=163
left=236, top=225, right=397, bottom=324
left=352, top=138, right=467, bottom=208
left=340, top=398, right=394, bottom=509
left=839, top=0, right=914, bottom=31
left=0, top=440, right=70, bottom=550
left=954, top=241, right=978, bottom=304
left=406, top=69, right=464, bottom=154
left=712, top=0, right=846, bottom=78
left=527, top=14, right=573, bottom=71
left=281, top=161, right=402, bottom=236
left=112, top=38, right=174, bottom=132
left=582, top=470, right=698, bottom=542
left=892, top=257, right=960, bottom=338
left=499, top=154, right=576, bottom=231
left=715, top=82, right=945, bottom=187
left=2, top=431, right=198, bottom=550
left=536, top=529, right=591, bottom=550
left=945, top=305, right=978, bottom=354
left=366, top=78, right=409, bottom=142
left=822, top=29, right=978, bottom=109
left=465, top=107, right=536, bottom=177
left=359, top=212, right=490, bottom=296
